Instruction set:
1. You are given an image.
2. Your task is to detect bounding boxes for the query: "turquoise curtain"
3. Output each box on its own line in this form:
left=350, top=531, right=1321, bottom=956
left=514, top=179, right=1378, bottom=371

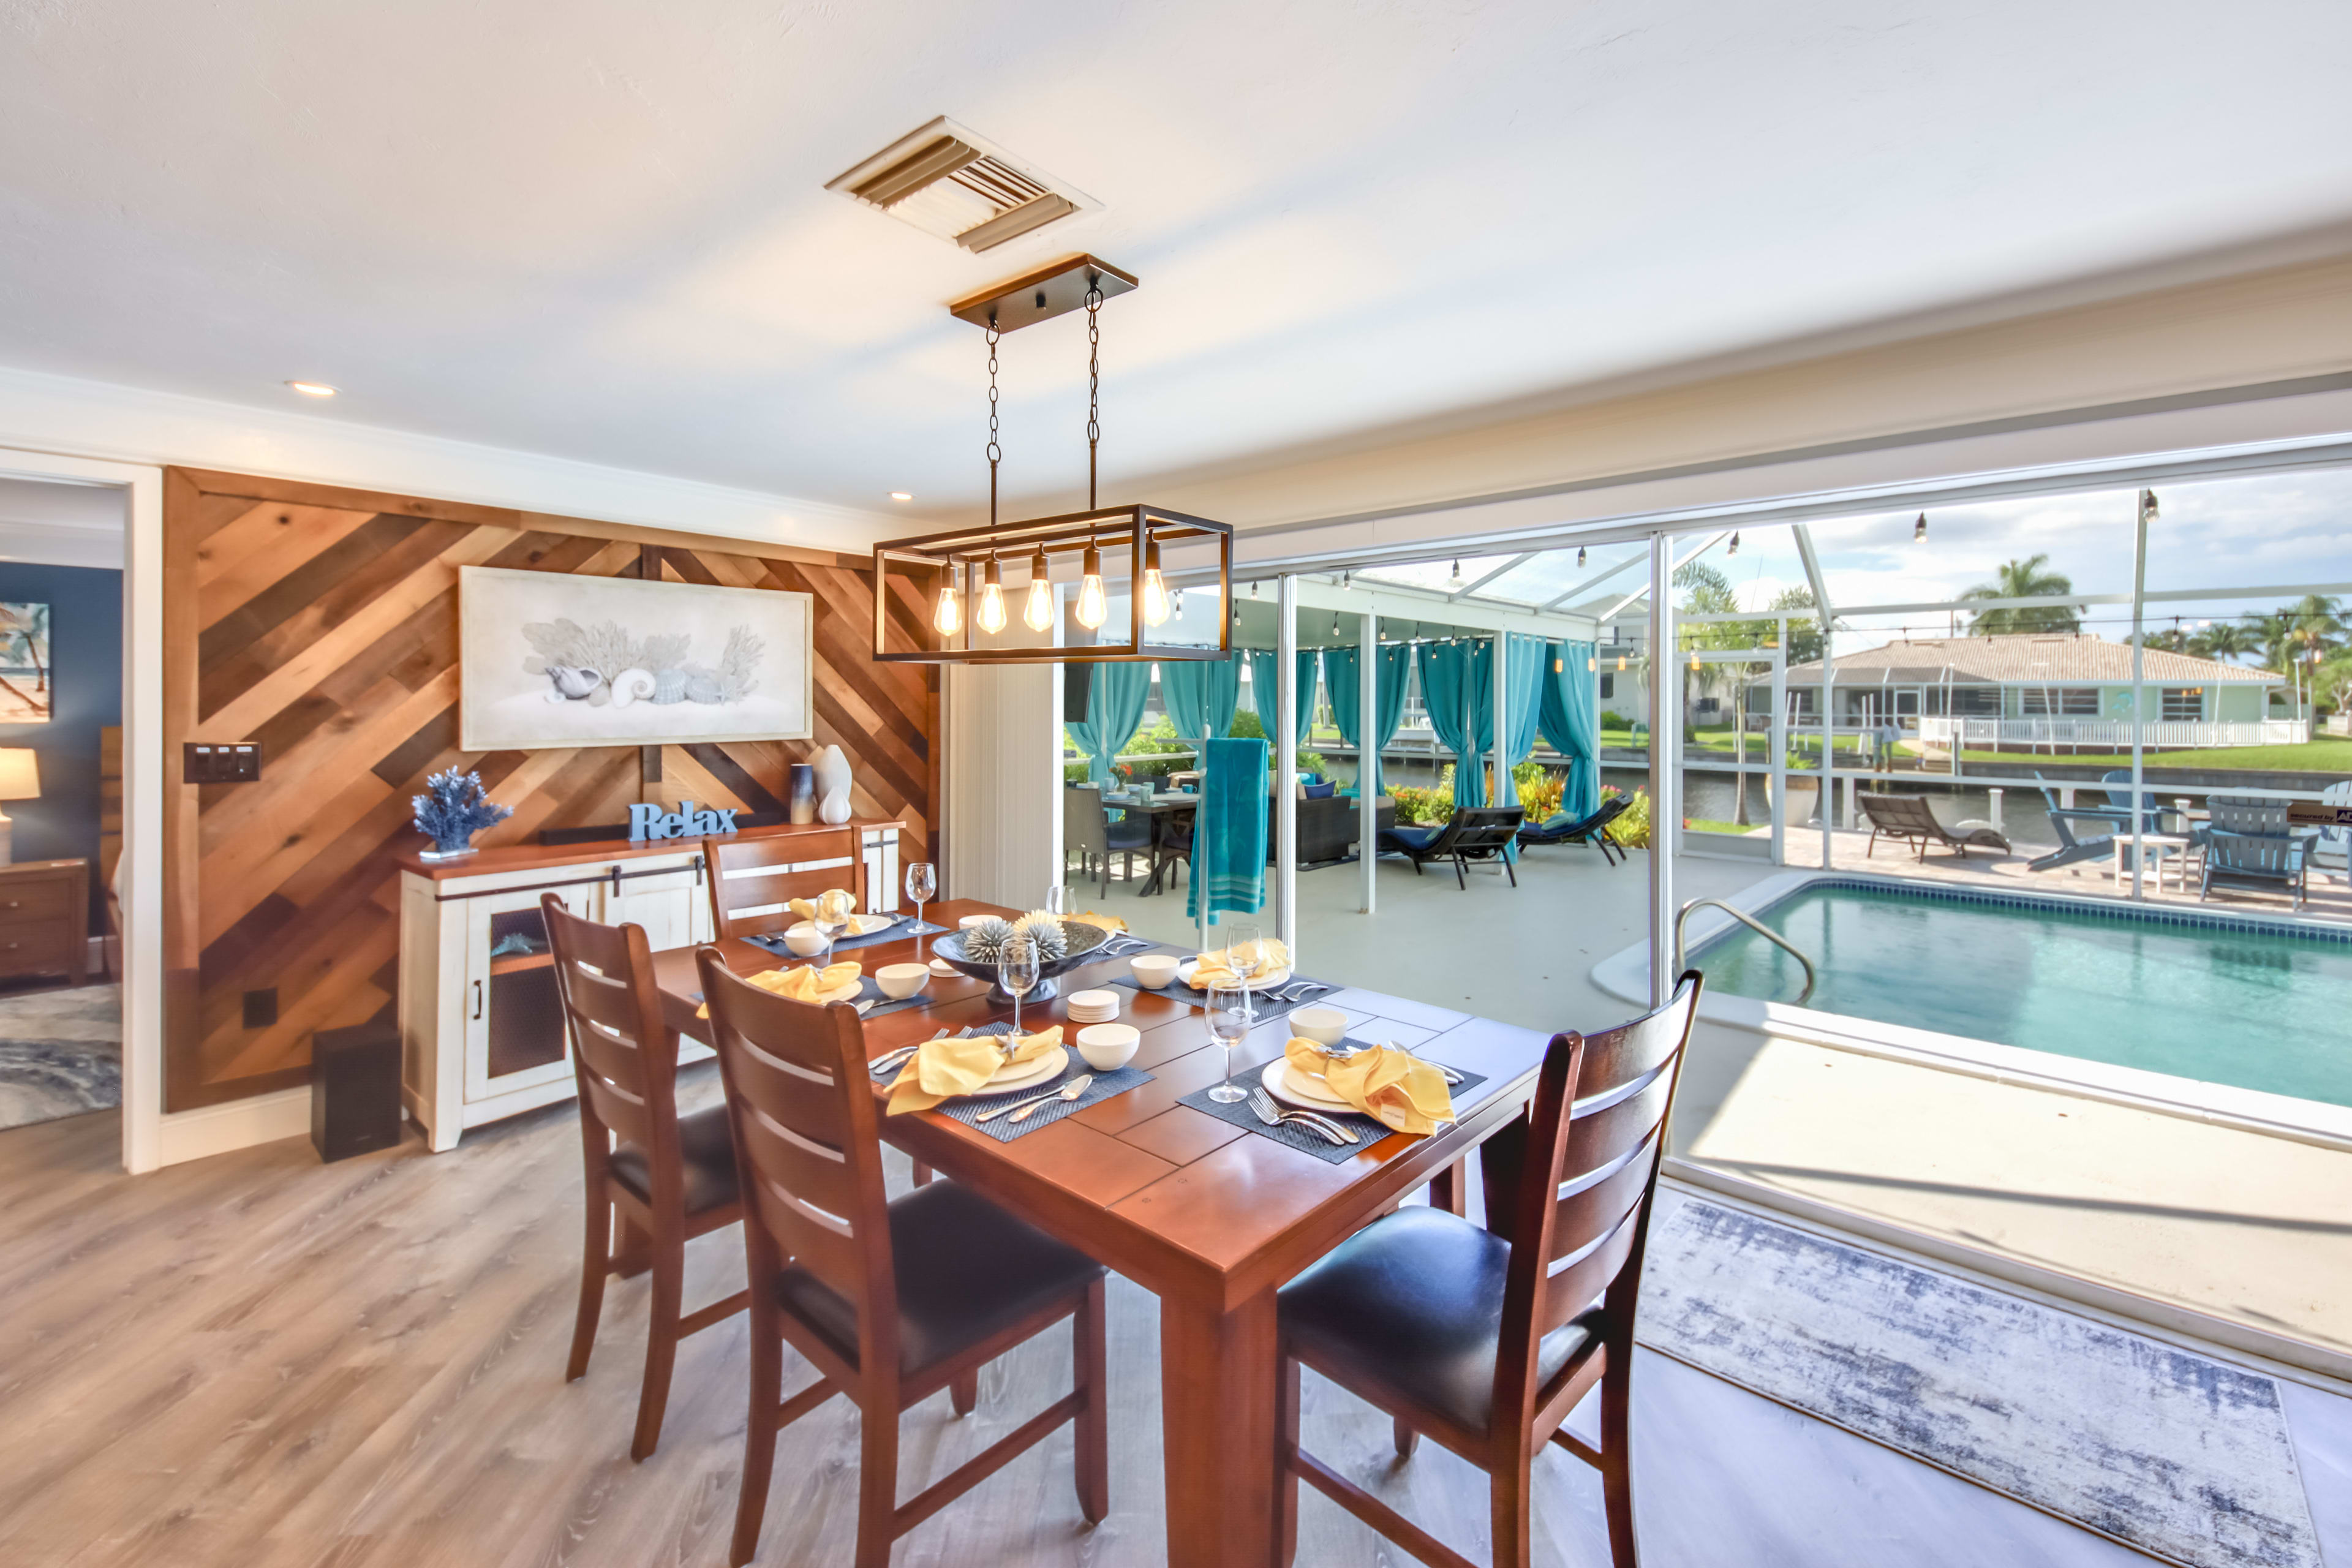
left=1248, top=649, right=1321, bottom=749
left=1540, top=639, right=1602, bottom=819
left=1066, top=662, right=1152, bottom=787
left=1370, top=645, right=1411, bottom=796
left=1326, top=647, right=1361, bottom=750
left=1494, top=635, right=1546, bottom=862
left=1416, top=640, right=1494, bottom=809
left=1159, top=654, right=1243, bottom=748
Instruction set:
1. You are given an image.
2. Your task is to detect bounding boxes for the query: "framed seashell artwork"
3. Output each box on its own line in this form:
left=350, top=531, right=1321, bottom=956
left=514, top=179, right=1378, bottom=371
left=458, top=565, right=813, bottom=750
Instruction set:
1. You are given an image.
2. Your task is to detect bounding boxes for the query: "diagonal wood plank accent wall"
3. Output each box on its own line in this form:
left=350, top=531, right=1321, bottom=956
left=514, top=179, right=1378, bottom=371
left=162, top=469, right=936, bottom=1111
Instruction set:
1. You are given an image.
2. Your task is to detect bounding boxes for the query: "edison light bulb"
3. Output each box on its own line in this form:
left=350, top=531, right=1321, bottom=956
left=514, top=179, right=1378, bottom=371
left=1022, top=550, right=1054, bottom=633
left=933, top=576, right=962, bottom=637
left=1074, top=544, right=1107, bottom=631
left=977, top=558, right=1007, bottom=635
left=1140, top=540, right=1169, bottom=627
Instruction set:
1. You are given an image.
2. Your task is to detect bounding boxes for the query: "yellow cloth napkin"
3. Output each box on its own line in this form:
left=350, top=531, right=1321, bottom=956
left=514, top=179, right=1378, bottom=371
left=1282, top=1038, right=1455, bottom=1136
left=888, top=1025, right=1064, bottom=1115
left=696, top=961, right=861, bottom=1018
left=787, top=889, right=855, bottom=925
left=1079, top=911, right=1129, bottom=933
left=1190, top=937, right=1291, bottom=989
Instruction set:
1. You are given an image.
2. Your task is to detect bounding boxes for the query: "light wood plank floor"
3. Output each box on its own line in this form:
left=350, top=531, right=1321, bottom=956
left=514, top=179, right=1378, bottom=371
left=0, top=1069, right=2148, bottom=1568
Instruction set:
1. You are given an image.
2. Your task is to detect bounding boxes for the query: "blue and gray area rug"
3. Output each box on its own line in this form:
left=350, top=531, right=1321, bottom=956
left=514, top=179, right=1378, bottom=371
left=1639, top=1196, right=2322, bottom=1568
left=0, top=984, right=121, bottom=1132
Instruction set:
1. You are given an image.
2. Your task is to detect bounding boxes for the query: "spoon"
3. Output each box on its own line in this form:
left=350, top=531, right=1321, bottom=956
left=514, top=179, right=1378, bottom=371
left=1008, top=1073, right=1095, bottom=1123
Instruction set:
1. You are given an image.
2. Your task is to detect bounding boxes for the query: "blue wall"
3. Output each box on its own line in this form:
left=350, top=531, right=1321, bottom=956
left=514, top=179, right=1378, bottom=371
left=0, top=564, right=121, bottom=933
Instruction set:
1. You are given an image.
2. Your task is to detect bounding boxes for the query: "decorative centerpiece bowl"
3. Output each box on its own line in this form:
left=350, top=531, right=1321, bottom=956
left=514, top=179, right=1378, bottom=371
left=930, top=919, right=1114, bottom=1003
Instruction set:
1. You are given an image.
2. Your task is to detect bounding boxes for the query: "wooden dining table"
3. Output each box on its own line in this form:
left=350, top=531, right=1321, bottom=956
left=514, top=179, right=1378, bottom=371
left=650, top=898, right=1550, bottom=1568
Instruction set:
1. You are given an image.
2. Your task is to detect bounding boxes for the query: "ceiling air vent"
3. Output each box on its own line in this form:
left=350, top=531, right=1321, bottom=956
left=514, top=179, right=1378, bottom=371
left=827, top=117, right=1095, bottom=253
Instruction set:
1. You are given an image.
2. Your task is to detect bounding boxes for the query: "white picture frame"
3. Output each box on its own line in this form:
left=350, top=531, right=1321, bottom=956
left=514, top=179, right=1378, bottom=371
left=458, top=565, right=813, bottom=752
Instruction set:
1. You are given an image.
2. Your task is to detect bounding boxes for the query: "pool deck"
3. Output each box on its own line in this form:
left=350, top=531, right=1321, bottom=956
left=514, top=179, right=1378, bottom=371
left=1072, top=835, right=2352, bottom=1381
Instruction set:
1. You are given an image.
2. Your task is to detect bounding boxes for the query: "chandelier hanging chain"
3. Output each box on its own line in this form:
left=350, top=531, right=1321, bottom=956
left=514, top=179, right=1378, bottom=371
left=986, top=312, right=1002, bottom=539
left=1085, top=281, right=1102, bottom=511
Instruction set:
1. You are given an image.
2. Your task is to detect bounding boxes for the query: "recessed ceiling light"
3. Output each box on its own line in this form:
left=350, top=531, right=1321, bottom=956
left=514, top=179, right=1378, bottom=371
left=286, top=380, right=338, bottom=398
left=890, top=492, right=913, bottom=501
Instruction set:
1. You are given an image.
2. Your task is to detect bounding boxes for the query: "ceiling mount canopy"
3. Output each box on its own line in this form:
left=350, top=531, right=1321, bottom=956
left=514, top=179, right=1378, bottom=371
left=871, top=256, right=1232, bottom=666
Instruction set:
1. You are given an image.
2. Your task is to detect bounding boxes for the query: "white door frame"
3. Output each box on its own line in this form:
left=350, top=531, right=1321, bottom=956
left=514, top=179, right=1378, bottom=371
left=0, top=446, right=165, bottom=1172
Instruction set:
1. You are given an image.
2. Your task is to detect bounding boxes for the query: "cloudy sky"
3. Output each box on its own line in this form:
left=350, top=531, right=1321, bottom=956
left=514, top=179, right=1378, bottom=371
left=1357, top=464, right=2352, bottom=658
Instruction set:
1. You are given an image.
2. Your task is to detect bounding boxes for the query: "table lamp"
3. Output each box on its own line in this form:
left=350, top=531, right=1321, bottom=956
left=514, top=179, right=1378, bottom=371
left=0, top=749, right=39, bottom=865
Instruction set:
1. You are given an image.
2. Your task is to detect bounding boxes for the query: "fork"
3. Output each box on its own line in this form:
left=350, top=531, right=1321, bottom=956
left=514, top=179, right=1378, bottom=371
left=1248, top=1086, right=1359, bottom=1145
left=1319, top=1041, right=1463, bottom=1085
left=1275, top=981, right=1332, bottom=1003
left=870, top=1028, right=951, bottom=1074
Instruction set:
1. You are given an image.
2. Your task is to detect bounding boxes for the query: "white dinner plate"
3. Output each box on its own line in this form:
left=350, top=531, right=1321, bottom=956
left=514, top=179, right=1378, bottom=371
left=816, top=979, right=865, bottom=1006
left=1175, top=959, right=1294, bottom=993
left=928, top=957, right=960, bottom=976
left=788, top=913, right=896, bottom=939
left=972, top=1045, right=1068, bottom=1095
left=1261, top=1059, right=1354, bottom=1113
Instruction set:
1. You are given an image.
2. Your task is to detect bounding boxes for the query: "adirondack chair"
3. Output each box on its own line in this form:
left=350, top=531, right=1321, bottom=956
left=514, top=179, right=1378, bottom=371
left=2313, top=780, right=2352, bottom=884
left=2026, top=773, right=2122, bottom=872
left=2199, top=794, right=2314, bottom=911
left=2098, top=771, right=2176, bottom=834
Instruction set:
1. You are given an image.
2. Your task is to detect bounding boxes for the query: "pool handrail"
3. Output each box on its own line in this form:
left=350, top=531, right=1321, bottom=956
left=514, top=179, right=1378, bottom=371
left=1675, top=897, right=1817, bottom=1005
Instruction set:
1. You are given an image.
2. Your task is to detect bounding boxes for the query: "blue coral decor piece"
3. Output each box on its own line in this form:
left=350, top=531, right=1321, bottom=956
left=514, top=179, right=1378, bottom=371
left=412, top=768, right=514, bottom=858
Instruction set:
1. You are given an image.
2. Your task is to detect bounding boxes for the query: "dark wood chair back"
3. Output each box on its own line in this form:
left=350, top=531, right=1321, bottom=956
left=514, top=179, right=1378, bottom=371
left=544, top=894, right=676, bottom=1176
left=1492, top=971, right=1703, bottom=1412
left=1449, top=806, right=1525, bottom=859
left=705, top=827, right=865, bottom=941
left=696, top=948, right=895, bottom=1378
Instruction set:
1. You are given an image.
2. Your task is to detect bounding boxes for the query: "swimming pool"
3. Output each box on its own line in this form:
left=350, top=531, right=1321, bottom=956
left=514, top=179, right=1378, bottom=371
left=1691, top=878, right=2352, bottom=1110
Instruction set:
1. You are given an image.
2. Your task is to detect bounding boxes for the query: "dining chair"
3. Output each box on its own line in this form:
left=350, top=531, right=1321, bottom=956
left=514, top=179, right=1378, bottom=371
left=1273, top=972, right=1705, bottom=1568
left=706, top=827, right=869, bottom=940
left=1063, top=785, right=1149, bottom=893
left=696, top=946, right=1110, bottom=1567
left=544, top=895, right=751, bottom=1460
left=1148, top=804, right=1194, bottom=892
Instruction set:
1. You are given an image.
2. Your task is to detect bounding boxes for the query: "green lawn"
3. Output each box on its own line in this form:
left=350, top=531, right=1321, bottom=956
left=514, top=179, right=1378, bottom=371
left=1908, top=737, right=2352, bottom=774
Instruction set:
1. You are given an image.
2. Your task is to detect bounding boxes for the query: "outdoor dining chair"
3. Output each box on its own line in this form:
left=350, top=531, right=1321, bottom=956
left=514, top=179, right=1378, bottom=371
left=1063, top=784, right=1150, bottom=894
left=1273, top=973, right=1704, bottom=1568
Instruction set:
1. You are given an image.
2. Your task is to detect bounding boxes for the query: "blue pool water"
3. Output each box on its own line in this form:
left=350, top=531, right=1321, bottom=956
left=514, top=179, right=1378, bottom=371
left=1698, top=882, right=2352, bottom=1107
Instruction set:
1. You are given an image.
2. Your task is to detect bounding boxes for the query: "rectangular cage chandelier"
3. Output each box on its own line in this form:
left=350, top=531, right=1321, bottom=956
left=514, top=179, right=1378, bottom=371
left=869, top=255, right=1234, bottom=666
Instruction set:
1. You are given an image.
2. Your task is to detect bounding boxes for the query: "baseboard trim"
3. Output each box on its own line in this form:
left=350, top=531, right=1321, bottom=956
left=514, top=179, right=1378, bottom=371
left=153, top=1087, right=309, bottom=1169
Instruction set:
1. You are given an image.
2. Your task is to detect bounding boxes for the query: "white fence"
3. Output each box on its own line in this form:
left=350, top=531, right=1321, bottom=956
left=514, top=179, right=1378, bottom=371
left=1915, top=717, right=2311, bottom=751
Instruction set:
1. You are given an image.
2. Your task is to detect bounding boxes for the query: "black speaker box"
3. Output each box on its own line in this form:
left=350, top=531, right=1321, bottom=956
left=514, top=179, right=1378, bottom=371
left=1063, top=661, right=1093, bottom=723
left=310, top=1017, right=404, bottom=1162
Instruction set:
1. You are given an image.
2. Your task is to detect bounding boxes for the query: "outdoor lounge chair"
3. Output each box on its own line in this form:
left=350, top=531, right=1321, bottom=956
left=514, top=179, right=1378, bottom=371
left=2309, top=780, right=2351, bottom=886
left=2026, top=772, right=2124, bottom=873
left=1378, top=805, right=1524, bottom=889
left=1856, top=792, right=2011, bottom=862
left=1516, top=794, right=1630, bottom=865
left=2198, top=794, right=2315, bottom=911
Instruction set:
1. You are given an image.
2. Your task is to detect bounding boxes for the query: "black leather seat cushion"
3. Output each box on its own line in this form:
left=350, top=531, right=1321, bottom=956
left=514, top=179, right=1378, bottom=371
left=609, top=1105, right=739, bottom=1215
left=1278, top=1207, right=1603, bottom=1437
left=774, top=1180, right=1106, bottom=1376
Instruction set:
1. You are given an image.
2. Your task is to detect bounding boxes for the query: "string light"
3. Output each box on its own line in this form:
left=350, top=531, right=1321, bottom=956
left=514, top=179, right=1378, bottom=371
left=1727, top=532, right=1740, bottom=556
left=1913, top=513, right=1928, bottom=543
left=1448, top=559, right=1464, bottom=586
left=1577, top=546, right=1587, bottom=568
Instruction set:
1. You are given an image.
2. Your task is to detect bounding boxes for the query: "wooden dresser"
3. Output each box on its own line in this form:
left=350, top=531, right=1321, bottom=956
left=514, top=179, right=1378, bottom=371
left=396, top=821, right=903, bottom=1152
left=0, top=859, right=88, bottom=987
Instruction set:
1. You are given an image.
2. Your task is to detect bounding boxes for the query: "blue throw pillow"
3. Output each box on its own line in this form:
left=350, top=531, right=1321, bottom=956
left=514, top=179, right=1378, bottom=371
left=1387, top=824, right=1443, bottom=850
left=1303, top=782, right=1336, bottom=800
left=1540, top=811, right=1572, bottom=831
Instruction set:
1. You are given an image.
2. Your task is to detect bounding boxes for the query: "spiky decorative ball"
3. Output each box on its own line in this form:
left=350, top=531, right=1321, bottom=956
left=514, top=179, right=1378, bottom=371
left=960, top=916, right=1016, bottom=963
left=1012, top=911, right=1069, bottom=962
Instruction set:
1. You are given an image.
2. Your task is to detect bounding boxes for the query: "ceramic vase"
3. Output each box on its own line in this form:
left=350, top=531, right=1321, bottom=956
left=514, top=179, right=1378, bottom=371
left=815, top=744, right=853, bottom=824
left=787, top=763, right=817, bottom=825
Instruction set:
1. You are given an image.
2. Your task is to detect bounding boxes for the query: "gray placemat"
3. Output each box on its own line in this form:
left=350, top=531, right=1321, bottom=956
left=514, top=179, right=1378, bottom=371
left=746, top=916, right=947, bottom=957
left=870, top=1023, right=1153, bottom=1143
left=687, top=973, right=935, bottom=1020
left=1178, top=1046, right=1487, bottom=1164
left=1107, top=965, right=1342, bottom=1025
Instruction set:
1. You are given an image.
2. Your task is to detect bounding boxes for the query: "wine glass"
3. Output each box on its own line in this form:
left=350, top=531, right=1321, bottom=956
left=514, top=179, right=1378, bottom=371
left=1001, top=937, right=1040, bottom=1042
left=1225, top=921, right=1263, bottom=1025
left=905, top=862, right=936, bottom=949
left=1045, top=884, right=1076, bottom=920
left=813, top=887, right=854, bottom=968
left=1205, top=984, right=1249, bottom=1103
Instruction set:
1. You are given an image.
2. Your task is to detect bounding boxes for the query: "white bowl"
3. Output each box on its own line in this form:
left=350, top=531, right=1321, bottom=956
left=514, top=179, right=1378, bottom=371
left=782, top=927, right=829, bottom=957
left=876, top=963, right=929, bottom=1000
left=1074, top=1023, right=1140, bottom=1071
left=1129, top=954, right=1180, bottom=989
left=1289, top=1006, right=1348, bottom=1047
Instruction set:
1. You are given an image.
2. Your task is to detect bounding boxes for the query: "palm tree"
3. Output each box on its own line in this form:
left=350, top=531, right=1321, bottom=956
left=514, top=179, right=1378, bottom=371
left=2192, top=621, right=2258, bottom=663
left=1961, top=556, right=2081, bottom=635
left=2284, top=594, right=2345, bottom=665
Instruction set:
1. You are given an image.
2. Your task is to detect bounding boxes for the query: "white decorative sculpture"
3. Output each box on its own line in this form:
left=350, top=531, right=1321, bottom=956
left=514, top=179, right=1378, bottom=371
left=814, top=744, right=853, bottom=824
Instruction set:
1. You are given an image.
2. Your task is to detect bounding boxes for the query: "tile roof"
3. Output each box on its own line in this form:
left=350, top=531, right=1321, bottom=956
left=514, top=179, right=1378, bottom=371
left=1782, top=635, right=2278, bottom=685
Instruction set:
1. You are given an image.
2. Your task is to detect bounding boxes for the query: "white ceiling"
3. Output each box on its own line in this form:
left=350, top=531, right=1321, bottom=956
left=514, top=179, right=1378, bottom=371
left=0, top=477, right=124, bottom=568
left=4, top=0, right=2350, bottom=520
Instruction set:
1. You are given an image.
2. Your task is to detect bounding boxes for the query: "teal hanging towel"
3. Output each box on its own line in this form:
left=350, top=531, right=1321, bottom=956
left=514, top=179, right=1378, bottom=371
left=1188, top=736, right=1268, bottom=925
